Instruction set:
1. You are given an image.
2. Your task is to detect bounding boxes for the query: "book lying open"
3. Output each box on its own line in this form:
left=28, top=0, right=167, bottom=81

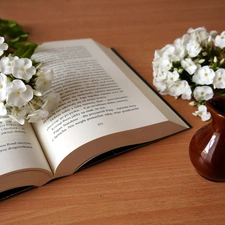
left=0, top=39, right=191, bottom=200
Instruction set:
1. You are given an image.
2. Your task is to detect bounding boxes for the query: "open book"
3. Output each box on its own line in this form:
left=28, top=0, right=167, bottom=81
left=0, top=39, right=190, bottom=200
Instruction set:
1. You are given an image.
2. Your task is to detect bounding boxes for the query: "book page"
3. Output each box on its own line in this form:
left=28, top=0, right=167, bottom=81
left=98, top=44, right=190, bottom=127
left=0, top=122, right=52, bottom=192
left=32, top=39, right=189, bottom=176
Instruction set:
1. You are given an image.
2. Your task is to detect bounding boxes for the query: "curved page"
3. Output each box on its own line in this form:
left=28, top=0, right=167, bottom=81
left=0, top=123, right=52, bottom=193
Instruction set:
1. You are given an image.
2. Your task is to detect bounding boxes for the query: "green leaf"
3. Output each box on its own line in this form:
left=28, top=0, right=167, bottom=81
left=0, top=18, right=38, bottom=58
left=0, top=18, right=27, bottom=38
left=12, top=42, right=38, bottom=58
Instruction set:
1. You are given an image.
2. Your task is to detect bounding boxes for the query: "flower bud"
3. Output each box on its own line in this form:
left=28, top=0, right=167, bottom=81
left=198, top=59, right=205, bottom=64
left=220, top=58, right=225, bottom=65
left=189, top=101, right=196, bottom=106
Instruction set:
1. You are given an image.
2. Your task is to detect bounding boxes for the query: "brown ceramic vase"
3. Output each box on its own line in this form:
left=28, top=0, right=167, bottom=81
left=189, top=96, right=225, bottom=181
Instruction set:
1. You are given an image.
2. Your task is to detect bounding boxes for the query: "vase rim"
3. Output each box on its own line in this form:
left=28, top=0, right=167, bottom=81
left=206, top=96, right=225, bottom=116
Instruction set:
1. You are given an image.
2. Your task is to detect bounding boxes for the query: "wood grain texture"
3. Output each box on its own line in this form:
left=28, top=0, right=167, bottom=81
left=1, top=0, right=225, bottom=224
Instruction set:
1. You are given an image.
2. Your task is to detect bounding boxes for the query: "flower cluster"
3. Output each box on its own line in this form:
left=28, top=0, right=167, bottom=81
left=152, top=27, right=225, bottom=121
left=0, top=36, right=60, bottom=125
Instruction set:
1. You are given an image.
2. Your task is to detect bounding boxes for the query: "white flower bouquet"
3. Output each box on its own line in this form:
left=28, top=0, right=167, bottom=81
left=0, top=19, right=60, bottom=125
left=152, top=27, right=225, bottom=121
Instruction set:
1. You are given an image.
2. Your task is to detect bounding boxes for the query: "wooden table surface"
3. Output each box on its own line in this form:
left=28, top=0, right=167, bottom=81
left=1, top=0, right=225, bottom=224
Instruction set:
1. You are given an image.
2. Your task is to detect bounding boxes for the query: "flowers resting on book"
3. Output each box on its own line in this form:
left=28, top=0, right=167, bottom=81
left=0, top=36, right=60, bottom=125
left=152, top=27, right=225, bottom=121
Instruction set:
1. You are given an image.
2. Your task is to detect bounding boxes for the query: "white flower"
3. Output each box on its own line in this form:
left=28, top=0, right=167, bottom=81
left=168, top=80, right=189, bottom=98
left=193, top=86, right=214, bottom=101
left=0, top=37, right=8, bottom=56
left=0, top=73, right=8, bottom=101
left=188, top=27, right=206, bottom=35
left=186, top=39, right=202, bottom=57
left=37, top=69, right=54, bottom=80
left=192, top=66, right=215, bottom=85
left=27, top=109, right=49, bottom=123
left=181, top=58, right=197, bottom=75
left=155, top=44, right=175, bottom=59
left=35, top=69, right=54, bottom=93
left=42, top=92, right=60, bottom=112
left=208, top=30, right=218, bottom=43
left=181, top=81, right=192, bottom=100
left=153, top=68, right=167, bottom=80
left=152, top=27, right=225, bottom=121
left=0, top=56, right=19, bottom=74
left=188, top=27, right=211, bottom=45
left=0, top=102, right=7, bottom=116
left=12, top=58, right=36, bottom=80
left=193, top=105, right=211, bottom=121
left=173, top=36, right=188, bottom=59
left=0, top=35, right=59, bottom=124
left=215, top=31, right=225, bottom=48
left=35, top=78, right=52, bottom=93
left=153, top=78, right=167, bottom=93
left=213, top=68, right=225, bottom=89
left=166, top=70, right=179, bottom=84
left=153, top=68, right=168, bottom=92
left=158, top=57, right=172, bottom=71
left=6, top=80, right=33, bottom=107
